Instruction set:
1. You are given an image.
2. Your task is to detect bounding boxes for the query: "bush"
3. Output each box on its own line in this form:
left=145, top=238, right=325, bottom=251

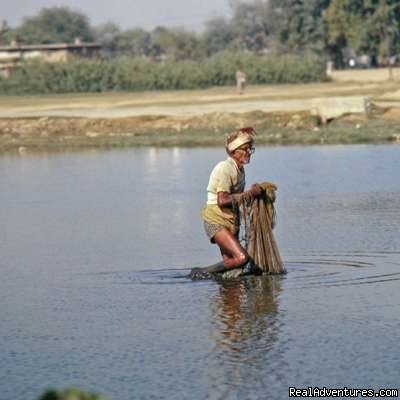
left=0, top=52, right=327, bottom=94
left=39, top=387, right=108, bottom=400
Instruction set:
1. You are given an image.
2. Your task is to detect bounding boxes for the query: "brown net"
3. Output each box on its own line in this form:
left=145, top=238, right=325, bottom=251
left=238, top=182, right=286, bottom=274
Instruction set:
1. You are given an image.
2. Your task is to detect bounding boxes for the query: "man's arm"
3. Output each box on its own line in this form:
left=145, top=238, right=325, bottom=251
left=217, top=184, right=263, bottom=208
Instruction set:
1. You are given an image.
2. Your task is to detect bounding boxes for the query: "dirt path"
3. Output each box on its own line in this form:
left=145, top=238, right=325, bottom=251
left=1, top=78, right=400, bottom=119
left=0, top=98, right=321, bottom=118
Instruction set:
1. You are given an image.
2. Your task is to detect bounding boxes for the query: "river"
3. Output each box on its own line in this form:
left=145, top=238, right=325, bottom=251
left=1, top=145, right=400, bottom=399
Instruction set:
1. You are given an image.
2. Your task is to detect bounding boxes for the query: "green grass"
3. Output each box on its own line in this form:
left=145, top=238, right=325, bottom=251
left=1, top=116, right=399, bottom=154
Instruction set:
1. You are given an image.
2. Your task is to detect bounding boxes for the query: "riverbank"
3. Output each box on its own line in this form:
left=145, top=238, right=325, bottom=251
left=2, top=110, right=400, bottom=153
left=2, top=72, right=400, bottom=153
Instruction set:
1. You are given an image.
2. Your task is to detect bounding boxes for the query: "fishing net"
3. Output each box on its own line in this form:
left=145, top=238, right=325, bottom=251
left=237, top=182, right=286, bottom=274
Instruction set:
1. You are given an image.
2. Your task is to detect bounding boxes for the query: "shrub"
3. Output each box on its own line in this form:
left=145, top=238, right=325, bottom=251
left=0, top=52, right=327, bottom=94
left=39, top=387, right=108, bottom=400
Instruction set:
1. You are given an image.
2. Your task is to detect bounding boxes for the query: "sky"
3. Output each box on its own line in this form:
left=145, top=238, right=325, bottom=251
left=3, top=0, right=233, bottom=31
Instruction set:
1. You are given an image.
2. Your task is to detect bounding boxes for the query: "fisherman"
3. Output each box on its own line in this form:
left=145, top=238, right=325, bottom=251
left=191, top=127, right=262, bottom=278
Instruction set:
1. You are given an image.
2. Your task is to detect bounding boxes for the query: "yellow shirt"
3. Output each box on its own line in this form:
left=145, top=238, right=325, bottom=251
left=202, top=157, right=245, bottom=234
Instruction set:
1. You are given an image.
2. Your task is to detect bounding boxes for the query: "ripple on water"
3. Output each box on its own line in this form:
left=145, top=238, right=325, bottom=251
left=91, top=267, right=193, bottom=285
left=284, top=250, right=400, bottom=289
left=89, top=249, right=400, bottom=290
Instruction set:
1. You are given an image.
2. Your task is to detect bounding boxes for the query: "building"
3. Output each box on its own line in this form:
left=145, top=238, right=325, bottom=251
left=0, top=39, right=101, bottom=78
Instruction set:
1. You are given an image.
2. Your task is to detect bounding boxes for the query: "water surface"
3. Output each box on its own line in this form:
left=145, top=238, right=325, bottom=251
left=1, top=145, right=400, bottom=399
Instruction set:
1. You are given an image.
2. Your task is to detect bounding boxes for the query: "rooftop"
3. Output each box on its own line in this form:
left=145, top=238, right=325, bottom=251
left=0, top=42, right=101, bottom=52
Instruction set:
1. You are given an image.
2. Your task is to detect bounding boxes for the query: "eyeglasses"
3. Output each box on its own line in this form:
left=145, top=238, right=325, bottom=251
left=237, top=146, right=255, bottom=155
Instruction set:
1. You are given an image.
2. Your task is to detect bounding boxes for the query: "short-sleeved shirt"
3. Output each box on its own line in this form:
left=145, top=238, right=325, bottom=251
left=202, top=157, right=245, bottom=234
left=206, top=157, right=245, bottom=204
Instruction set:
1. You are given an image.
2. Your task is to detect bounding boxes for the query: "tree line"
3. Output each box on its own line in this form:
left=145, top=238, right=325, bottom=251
left=2, top=0, right=400, bottom=67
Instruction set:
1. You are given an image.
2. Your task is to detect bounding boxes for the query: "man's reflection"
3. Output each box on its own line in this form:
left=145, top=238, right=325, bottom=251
left=207, top=276, right=284, bottom=398
left=210, top=276, right=282, bottom=350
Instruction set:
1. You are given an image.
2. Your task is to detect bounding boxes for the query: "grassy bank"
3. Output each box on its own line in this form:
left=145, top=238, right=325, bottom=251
left=2, top=77, right=400, bottom=153
left=1, top=111, right=399, bottom=153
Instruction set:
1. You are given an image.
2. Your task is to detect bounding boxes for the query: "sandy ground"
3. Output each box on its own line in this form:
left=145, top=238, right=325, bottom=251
left=1, top=70, right=400, bottom=119
left=330, top=67, right=400, bottom=82
left=0, top=98, right=329, bottom=118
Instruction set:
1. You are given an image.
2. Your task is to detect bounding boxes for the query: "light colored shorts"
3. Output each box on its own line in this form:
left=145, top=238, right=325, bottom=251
left=203, top=220, right=224, bottom=243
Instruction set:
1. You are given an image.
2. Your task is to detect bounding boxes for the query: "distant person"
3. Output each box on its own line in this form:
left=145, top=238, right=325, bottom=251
left=235, top=69, right=246, bottom=95
left=326, top=61, right=334, bottom=77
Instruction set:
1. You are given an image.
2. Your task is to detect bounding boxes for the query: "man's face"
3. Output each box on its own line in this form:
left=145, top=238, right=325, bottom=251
left=233, top=144, right=255, bottom=165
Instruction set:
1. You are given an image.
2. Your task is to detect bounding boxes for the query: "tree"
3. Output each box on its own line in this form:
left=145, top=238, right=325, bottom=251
left=151, top=26, right=205, bottom=60
left=272, top=0, right=331, bottom=54
left=325, top=0, right=366, bottom=56
left=364, top=0, right=400, bottom=65
left=115, top=28, right=153, bottom=57
left=325, top=0, right=400, bottom=66
left=203, top=17, right=236, bottom=55
left=93, top=22, right=121, bottom=55
left=230, top=0, right=273, bottom=53
left=15, top=7, right=93, bottom=44
left=0, top=20, right=14, bottom=45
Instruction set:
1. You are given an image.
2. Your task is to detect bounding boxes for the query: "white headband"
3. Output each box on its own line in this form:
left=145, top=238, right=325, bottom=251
left=227, top=133, right=253, bottom=152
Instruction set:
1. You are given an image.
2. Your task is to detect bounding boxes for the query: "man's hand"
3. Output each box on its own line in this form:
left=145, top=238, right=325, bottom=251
left=248, top=183, right=263, bottom=198
left=239, top=184, right=263, bottom=202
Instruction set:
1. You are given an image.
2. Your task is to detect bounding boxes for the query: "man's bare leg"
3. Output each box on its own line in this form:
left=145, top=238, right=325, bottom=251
left=198, top=228, right=248, bottom=273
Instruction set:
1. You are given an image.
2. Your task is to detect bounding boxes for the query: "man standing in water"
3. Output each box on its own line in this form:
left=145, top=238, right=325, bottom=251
left=191, top=127, right=262, bottom=278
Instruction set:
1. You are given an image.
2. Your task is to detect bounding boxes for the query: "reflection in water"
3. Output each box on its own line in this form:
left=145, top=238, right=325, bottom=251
left=171, top=146, right=181, bottom=167
left=208, top=276, right=285, bottom=398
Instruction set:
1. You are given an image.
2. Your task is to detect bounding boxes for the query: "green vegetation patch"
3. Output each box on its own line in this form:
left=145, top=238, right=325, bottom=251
left=39, top=387, right=108, bottom=400
left=0, top=53, right=326, bottom=95
left=1, top=111, right=400, bottom=153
